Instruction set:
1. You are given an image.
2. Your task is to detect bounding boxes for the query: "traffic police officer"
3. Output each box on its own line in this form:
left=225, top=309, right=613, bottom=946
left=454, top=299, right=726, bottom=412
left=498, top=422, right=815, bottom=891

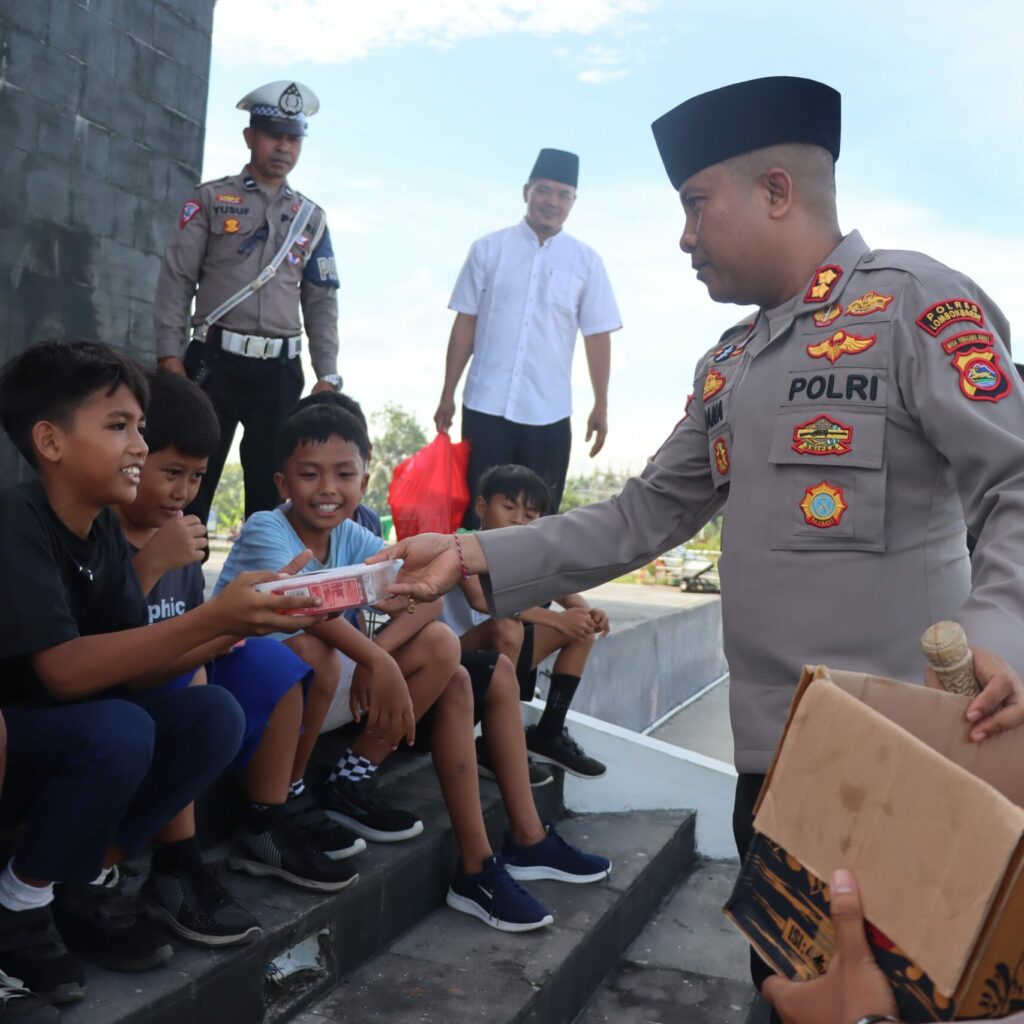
left=372, top=75, right=1024, bottom=989
left=153, top=80, right=341, bottom=524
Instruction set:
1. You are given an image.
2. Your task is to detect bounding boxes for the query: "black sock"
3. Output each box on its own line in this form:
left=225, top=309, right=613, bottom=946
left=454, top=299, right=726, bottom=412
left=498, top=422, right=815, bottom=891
left=537, top=673, right=581, bottom=737
left=245, top=801, right=283, bottom=835
left=151, top=836, right=204, bottom=876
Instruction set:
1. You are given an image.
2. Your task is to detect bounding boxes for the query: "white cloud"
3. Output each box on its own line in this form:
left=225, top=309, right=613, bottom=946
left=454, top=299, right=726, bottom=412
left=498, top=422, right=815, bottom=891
left=213, top=0, right=649, bottom=65
left=578, top=68, right=629, bottom=84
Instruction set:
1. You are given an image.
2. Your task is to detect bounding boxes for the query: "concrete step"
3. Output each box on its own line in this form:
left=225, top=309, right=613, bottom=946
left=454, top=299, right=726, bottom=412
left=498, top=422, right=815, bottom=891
left=576, top=859, right=755, bottom=1024
left=59, top=757, right=565, bottom=1024
left=293, top=809, right=696, bottom=1024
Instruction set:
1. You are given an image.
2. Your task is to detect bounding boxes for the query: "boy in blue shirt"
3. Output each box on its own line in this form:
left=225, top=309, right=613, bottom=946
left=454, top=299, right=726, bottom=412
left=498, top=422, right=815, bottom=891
left=117, top=370, right=359, bottom=948
left=0, top=341, right=321, bottom=1004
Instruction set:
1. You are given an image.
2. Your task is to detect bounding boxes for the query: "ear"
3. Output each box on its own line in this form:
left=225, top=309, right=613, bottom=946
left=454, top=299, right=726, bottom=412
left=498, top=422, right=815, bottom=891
left=273, top=471, right=290, bottom=502
left=762, top=167, right=794, bottom=220
left=359, top=472, right=369, bottom=499
left=243, top=126, right=254, bottom=150
left=522, top=183, right=530, bottom=203
left=32, top=420, right=64, bottom=465
left=474, top=494, right=487, bottom=519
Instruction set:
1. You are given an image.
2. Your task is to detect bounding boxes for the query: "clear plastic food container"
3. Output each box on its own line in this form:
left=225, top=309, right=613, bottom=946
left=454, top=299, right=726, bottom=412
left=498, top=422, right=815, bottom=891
left=253, top=560, right=403, bottom=616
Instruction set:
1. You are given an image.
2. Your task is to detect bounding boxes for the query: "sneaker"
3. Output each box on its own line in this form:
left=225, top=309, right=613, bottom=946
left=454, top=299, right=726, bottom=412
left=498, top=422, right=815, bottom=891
left=228, top=816, right=359, bottom=892
left=0, top=904, right=83, bottom=1005
left=141, top=863, right=261, bottom=947
left=0, top=968, right=60, bottom=1023
left=475, top=737, right=553, bottom=788
left=284, top=789, right=366, bottom=860
left=446, top=855, right=553, bottom=933
left=502, top=824, right=611, bottom=883
left=525, top=725, right=607, bottom=779
left=315, top=773, right=424, bottom=843
left=52, top=875, right=172, bottom=972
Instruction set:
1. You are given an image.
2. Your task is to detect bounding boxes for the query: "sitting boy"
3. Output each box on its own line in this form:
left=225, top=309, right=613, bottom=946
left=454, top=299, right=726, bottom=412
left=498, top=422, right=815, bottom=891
left=116, top=369, right=359, bottom=944
left=0, top=341, right=322, bottom=1003
left=458, top=465, right=610, bottom=779
left=216, top=402, right=596, bottom=930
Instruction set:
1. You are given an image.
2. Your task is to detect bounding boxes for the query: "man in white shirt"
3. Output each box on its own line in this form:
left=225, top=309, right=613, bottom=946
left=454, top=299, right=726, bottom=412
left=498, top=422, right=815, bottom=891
left=434, top=149, right=622, bottom=526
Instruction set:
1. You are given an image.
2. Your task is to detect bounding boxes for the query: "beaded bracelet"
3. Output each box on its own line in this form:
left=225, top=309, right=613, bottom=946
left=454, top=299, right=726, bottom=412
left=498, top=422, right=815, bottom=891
left=453, top=534, right=470, bottom=581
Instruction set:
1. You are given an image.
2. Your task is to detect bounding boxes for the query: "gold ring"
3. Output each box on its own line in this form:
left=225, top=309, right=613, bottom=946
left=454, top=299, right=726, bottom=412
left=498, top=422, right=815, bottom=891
left=406, top=597, right=416, bottom=615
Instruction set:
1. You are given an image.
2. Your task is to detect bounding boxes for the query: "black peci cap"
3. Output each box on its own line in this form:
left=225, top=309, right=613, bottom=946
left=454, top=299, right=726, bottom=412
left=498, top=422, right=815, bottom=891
left=651, top=76, right=841, bottom=189
left=529, top=148, right=579, bottom=188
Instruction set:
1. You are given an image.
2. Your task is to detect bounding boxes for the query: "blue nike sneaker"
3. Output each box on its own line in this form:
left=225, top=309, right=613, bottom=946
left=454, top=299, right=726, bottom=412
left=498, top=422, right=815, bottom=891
left=502, top=824, right=611, bottom=883
left=446, top=855, right=553, bottom=932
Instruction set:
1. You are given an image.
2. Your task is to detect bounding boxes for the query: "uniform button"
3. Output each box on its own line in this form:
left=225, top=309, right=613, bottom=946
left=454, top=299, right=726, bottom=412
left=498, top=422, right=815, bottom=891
left=862, top=252, right=875, bottom=263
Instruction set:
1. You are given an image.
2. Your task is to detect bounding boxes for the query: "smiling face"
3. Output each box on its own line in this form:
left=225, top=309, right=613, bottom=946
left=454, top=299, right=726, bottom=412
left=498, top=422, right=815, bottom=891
left=523, top=178, right=576, bottom=238
left=121, top=445, right=208, bottom=531
left=275, top=434, right=368, bottom=546
left=34, top=383, right=148, bottom=509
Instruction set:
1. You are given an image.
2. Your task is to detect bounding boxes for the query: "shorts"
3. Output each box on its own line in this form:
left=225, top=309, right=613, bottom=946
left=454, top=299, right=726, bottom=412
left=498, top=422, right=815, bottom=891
left=162, top=637, right=312, bottom=769
left=410, top=649, right=499, bottom=753
left=515, top=623, right=537, bottom=702
left=319, top=654, right=356, bottom=734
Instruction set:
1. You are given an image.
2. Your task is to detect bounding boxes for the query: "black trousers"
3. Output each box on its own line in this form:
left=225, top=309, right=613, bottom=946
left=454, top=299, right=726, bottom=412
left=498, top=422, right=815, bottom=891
left=185, top=342, right=304, bottom=526
left=460, top=406, right=572, bottom=528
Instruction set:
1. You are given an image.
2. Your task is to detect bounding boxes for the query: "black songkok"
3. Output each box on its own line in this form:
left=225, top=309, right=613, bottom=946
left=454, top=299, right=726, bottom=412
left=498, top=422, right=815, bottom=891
left=529, top=149, right=579, bottom=188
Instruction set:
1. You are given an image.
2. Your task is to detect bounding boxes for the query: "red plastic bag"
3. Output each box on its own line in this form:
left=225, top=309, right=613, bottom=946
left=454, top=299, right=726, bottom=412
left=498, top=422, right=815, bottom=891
left=387, top=434, right=471, bottom=539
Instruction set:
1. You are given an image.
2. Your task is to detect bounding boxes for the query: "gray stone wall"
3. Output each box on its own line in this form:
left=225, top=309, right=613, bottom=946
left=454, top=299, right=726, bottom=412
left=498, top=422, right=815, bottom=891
left=0, top=0, right=215, bottom=478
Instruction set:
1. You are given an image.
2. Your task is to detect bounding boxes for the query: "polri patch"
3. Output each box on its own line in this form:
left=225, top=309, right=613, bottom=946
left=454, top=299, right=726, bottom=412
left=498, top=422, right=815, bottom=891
left=940, top=330, right=994, bottom=355
left=946, top=334, right=1011, bottom=402
left=806, top=330, right=877, bottom=365
left=791, top=415, right=853, bottom=456
left=223, top=218, right=241, bottom=234
left=215, top=193, right=243, bottom=204
left=800, top=481, right=847, bottom=528
left=703, top=369, right=726, bottom=401
left=803, top=265, right=843, bottom=303
left=813, top=304, right=842, bottom=328
left=916, top=298, right=984, bottom=336
left=713, top=437, right=730, bottom=475
left=179, top=200, right=200, bottom=229
left=846, top=291, right=894, bottom=317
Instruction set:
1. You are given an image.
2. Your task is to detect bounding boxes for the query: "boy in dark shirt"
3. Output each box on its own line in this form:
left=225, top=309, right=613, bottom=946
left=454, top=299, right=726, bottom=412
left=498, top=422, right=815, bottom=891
left=0, top=341, right=321, bottom=1004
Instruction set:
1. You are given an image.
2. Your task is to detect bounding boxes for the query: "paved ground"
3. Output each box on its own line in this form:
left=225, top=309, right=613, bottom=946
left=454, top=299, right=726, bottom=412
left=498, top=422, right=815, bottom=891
left=651, top=679, right=734, bottom=765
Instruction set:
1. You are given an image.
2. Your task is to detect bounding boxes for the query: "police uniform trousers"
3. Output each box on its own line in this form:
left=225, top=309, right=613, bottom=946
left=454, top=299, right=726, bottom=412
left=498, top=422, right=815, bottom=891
left=186, top=339, right=304, bottom=526
left=461, top=406, right=572, bottom=528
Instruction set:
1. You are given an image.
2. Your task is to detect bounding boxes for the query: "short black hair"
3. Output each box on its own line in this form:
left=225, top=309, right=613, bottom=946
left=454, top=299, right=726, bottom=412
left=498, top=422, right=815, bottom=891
left=478, top=464, right=551, bottom=514
left=289, top=390, right=368, bottom=431
left=275, top=403, right=371, bottom=469
left=0, top=340, right=149, bottom=467
left=143, top=367, right=220, bottom=457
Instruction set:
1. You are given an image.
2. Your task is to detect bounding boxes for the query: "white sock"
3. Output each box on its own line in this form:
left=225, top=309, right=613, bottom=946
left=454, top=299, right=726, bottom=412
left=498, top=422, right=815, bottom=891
left=0, top=859, right=54, bottom=912
left=288, top=779, right=306, bottom=799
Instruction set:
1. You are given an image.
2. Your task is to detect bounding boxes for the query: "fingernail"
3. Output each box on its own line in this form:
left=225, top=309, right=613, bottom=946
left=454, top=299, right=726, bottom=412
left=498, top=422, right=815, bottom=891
left=967, top=709, right=982, bottom=722
left=971, top=729, right=986, bottom=742
left=831, top=868, right=855, bottom=894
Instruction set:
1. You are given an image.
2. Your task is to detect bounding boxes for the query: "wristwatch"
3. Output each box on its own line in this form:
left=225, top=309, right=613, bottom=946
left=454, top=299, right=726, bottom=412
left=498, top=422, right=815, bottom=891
left=321, top=373, right=343, bottom=391
left=854, top=1016, right=900, bottom=1023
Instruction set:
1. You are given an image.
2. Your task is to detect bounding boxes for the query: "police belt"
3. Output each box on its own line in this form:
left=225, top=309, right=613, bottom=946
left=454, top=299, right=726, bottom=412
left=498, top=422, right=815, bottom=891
left=204, top=329, right=302, bottom=360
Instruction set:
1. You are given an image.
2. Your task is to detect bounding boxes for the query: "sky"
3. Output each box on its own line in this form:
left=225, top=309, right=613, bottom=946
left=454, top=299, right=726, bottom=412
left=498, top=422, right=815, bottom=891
left=202, top=0, right=1024, bottom=477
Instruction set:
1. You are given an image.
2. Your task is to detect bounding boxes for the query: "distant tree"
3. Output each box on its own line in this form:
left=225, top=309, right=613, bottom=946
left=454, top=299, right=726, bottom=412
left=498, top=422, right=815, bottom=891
left=365, top=404, right=429, bottom=515
left=559, top=467, right=632, bottom=512
left=211, top=462, right=245, bottom=536
left=691, top=512, right=723, bottom=551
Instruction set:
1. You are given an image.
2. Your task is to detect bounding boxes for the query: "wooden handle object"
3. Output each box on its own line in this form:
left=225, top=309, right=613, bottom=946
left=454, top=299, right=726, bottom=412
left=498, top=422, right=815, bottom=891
left=921, top=621, right=980, bottom=697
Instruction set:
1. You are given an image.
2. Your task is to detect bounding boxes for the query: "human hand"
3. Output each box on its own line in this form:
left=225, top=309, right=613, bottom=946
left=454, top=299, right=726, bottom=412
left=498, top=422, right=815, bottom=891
left=588, top=607, right=611, bottom=637
left=367, top=534, right=480, bottom=602
left=158, top=356, right=187, bottom=377
left=936, top=647, right=1024, bottom=741
left=763, top=869, right=898, bottom=1024
left=349, top=655, right=416, bottom=748
left=585, top=404, right=608, bottom=457
left=141, top=512, right=208, bottom=573
left=553, top=607, right=597, bottom=641
left=434, top=396, right=455, bottom=435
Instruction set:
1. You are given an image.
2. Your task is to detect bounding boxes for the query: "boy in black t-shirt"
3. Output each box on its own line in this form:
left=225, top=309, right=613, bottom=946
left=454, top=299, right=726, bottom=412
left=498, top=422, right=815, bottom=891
left=0, top=342, right=323, bottom=1005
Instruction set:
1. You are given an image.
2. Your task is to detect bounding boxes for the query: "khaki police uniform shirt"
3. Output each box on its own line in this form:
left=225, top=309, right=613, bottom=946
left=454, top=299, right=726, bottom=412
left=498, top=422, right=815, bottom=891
left=477, top=230, right=1024, bottom=774
left=153, top=167, right=340, bottom=379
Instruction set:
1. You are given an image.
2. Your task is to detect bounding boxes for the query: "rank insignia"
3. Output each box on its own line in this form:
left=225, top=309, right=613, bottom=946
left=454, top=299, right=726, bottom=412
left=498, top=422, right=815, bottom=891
left=916, top=298, right=984, bottom=336
left=803, top=264, right=843, bottom=303
left=296, top=233, right=310, bottom=249
left=812, top=304, right=842, bottom=328
left=179, top=200, right=200, bottom=229
left=215, top=193, right=243, bottom=204
left=703, top=369, right=726, bottom=401
left=791, top=415, right=854, bottom=456
left=800, top=481, right=847, bottom=529
left=713, top=437, right=730, bottom=475
left=946, top=334, right=1011, bottom=402
left=223, top=218, right=241, bottom=233
left=806, top=330, right=877, bottom=365
left=846, top=291, right=894, bottom=317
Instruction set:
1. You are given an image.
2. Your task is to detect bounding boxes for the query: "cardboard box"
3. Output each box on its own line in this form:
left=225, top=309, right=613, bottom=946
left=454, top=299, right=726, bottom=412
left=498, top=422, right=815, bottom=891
left=724, top=665, right=1024, bottom=1021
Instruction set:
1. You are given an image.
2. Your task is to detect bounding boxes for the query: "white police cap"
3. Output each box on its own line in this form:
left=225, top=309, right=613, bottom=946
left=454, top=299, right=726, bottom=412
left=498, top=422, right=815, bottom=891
left=236, top=81, right=320, bottom=137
